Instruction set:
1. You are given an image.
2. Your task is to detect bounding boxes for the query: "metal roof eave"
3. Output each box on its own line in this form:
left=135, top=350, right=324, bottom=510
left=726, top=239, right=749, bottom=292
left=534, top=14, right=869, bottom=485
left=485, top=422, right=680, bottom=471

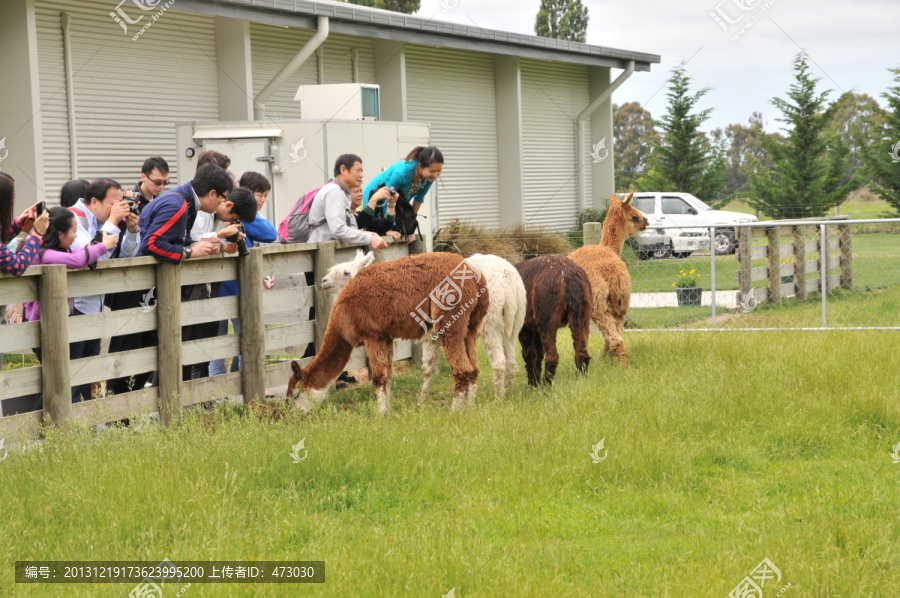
left=167, top=0, right=659, bottom=71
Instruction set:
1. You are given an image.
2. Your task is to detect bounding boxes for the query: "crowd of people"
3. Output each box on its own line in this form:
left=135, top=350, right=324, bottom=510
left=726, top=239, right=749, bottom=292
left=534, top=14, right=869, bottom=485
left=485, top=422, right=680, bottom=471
left=0, top=145, right=444, bottom=413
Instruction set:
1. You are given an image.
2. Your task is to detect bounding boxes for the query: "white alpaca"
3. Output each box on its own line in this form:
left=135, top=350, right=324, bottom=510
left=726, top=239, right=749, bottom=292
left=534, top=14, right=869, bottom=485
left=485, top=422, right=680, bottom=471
left=419, top=253, right=527, bottom=401
left=321, top=249, right=376, bottom=292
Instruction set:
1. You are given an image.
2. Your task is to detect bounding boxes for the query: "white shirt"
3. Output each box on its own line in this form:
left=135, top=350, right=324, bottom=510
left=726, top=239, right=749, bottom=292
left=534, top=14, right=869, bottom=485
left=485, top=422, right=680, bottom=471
left=70, top=198, right=140, bottom=314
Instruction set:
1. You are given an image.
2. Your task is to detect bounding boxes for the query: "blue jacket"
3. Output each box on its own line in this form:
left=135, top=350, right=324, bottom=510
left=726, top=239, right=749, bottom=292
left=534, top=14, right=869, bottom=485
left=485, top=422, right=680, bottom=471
left=138, top=182, right=197, bottom=263
left=363, top=160, right=433, bottom=216
left=219, top=215, right=278, bottom=297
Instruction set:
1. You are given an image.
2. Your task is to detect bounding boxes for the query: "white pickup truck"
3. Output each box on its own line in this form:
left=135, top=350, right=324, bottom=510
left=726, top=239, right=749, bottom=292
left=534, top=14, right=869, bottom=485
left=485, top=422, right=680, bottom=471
left=629, top=192, right=758, bottom=257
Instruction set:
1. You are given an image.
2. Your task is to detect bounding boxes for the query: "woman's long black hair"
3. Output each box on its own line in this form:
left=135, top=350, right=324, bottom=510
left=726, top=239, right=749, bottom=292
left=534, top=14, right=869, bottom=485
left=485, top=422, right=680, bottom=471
left=42, top=207, right=76, bottom=252
left=405, top=146, right=444, bottom=169
left=0, top=171, right=15, bottom=245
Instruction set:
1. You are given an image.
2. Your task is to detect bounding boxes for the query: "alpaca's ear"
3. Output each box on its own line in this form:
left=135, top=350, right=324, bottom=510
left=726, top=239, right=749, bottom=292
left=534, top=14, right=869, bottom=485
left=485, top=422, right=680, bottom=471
left=291, top=360, right=302, bottom=379
left=355, top=248, right=365, bottom=261
left=622, top=193, right=634, bottom=204
left=363, top=251, right=376, bottom=267
left=609, top=193, right=619, bottom=205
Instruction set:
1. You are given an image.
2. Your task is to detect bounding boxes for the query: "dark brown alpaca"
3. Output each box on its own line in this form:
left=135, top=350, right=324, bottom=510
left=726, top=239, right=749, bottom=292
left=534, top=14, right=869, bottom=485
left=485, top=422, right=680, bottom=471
left=288, top=253, right=490, bottom=414
left=515, top=255, right=593, bottom=386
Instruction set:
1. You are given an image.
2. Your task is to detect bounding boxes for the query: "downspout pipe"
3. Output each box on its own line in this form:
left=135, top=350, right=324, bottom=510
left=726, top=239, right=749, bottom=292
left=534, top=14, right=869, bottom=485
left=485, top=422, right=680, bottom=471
left=61, top=13, right=78, bottom=179
left=254, top=16, right=329, bottom=120
left=576, top=60, right=634, bottom=211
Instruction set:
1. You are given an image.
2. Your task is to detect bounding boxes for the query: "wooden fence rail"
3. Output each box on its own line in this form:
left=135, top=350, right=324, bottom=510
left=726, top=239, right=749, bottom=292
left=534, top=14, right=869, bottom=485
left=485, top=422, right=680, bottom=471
left=0, top=239, right=420, bottom=443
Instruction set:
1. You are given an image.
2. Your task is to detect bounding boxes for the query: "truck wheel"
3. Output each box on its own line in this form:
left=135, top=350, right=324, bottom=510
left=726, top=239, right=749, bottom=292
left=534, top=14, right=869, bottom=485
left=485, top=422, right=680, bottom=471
left=714, top=231, right=736, bottom=255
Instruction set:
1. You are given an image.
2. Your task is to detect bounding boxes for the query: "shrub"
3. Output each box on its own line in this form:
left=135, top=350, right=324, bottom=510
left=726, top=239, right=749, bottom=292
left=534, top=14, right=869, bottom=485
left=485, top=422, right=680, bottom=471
left=433, top=220, right=572, bottom=263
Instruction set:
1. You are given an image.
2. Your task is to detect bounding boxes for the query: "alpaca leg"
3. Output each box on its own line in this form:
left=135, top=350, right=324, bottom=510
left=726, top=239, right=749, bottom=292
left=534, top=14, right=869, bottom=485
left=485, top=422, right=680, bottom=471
left=519, top=328, right=543, bottom=387
left=503, top=333, right=519, bottom=394
left=364, top=338, right=394, bottom=414
left=481, top=326, right=508, bottom=398
left=540, top=327, right=560, bottom=385
left=598, top=316, right=629, bottom=368
left=418, top=338, right=441, bottom=405
left=571, top=321, right=592, bottom=376
left=442, top=334, right=477, bottom=412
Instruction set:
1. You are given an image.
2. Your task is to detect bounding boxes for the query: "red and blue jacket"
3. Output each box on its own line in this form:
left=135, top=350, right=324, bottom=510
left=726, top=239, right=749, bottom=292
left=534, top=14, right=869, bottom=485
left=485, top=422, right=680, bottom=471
left=138, top=182, right=198, bottom=263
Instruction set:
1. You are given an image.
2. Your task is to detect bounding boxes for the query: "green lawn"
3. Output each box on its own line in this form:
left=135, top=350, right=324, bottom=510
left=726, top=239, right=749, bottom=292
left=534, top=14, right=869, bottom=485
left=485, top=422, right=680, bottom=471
left=2, top=330, right=900, bottom=596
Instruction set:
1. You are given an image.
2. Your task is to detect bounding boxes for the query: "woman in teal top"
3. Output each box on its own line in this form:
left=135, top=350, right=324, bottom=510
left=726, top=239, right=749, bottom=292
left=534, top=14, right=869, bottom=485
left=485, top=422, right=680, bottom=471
left=361, top=146, right=444, bottom=228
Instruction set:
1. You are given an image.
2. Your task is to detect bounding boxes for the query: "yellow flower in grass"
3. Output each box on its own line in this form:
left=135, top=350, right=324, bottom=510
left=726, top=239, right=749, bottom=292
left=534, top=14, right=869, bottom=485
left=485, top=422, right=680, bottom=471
left=689, top=269, right=696, bottom=275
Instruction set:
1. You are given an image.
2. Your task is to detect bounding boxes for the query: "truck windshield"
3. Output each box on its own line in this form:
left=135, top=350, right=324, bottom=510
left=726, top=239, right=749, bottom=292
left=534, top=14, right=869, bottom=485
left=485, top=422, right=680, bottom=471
left=684, top=195, right=713, bottom=211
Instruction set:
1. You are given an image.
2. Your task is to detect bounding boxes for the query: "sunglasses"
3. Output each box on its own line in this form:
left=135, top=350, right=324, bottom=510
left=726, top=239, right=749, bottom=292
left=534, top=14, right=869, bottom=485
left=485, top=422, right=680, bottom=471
left=146, top=175, right=169, bottom=186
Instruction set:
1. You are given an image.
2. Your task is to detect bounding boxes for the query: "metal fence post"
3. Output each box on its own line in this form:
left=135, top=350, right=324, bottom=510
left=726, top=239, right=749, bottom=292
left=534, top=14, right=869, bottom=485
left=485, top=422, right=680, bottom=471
left=820, top=224, right=828, bottom=328
left=709, top=226, right=716, bottom=329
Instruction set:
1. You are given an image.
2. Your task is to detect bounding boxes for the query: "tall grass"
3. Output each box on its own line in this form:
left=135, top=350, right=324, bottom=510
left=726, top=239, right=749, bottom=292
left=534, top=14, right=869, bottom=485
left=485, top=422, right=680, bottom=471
left=2, top=331, right=900, bottom=596
left=433, top=220, right=571, bottom=264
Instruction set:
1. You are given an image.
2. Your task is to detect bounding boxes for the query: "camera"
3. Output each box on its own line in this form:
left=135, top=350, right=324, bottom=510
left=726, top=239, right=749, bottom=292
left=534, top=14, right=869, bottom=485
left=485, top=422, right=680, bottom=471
left=124, top=199, right=142, bottom=216
left=225, top=222, right=250, bottom=258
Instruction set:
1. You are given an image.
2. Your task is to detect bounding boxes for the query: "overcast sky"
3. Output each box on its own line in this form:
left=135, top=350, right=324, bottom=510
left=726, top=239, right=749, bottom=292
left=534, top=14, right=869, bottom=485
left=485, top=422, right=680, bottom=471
left=416, top=0, right=899, bottom=133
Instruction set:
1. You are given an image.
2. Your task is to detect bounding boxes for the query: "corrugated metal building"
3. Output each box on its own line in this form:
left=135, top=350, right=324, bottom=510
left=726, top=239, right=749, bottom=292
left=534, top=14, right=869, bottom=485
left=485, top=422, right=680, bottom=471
left=0, top=0, right=659, bottom=230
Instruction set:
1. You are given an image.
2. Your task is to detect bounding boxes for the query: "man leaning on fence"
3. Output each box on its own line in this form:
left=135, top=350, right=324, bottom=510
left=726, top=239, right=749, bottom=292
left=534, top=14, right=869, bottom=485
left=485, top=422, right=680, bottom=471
left=70, top=178, right=142, bottom=402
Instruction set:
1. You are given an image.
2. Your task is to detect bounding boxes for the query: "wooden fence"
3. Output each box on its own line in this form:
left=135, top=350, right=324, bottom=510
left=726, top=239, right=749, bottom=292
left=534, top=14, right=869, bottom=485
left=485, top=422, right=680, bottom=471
left=737, top=224, right=853, bottom=304
left=0, top=239, right=421, bottom=444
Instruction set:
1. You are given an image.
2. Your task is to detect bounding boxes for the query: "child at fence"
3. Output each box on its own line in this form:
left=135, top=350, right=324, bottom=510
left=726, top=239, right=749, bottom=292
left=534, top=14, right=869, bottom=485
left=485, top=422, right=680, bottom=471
left=23, top=207, right=118, bottom=403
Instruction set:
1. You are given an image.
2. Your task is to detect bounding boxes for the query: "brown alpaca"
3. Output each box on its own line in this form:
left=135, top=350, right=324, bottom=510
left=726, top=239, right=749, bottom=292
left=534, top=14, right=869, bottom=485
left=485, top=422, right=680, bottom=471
left=287, top=253, right=490, bottom=414
left=569, top=192, right=648, bottom=368
left=515, top=255, right=593, bottom=386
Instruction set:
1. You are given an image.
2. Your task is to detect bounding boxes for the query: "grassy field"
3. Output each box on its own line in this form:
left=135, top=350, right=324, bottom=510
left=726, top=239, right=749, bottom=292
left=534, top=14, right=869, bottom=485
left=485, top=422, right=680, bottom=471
left=2, top=330, right=900, bottom=597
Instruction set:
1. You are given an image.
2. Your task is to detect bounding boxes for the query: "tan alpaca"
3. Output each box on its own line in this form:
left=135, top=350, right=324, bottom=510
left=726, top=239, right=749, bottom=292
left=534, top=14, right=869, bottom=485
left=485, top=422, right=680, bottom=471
left=569, top=193, right=648, bottom=367
left=288, top=253, right=490, bottom=414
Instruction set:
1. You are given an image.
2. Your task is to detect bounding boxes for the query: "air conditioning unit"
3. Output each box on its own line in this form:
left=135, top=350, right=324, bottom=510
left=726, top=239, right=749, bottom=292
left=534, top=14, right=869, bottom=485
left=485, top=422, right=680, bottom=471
left=294, top=83, right=380, bottom=121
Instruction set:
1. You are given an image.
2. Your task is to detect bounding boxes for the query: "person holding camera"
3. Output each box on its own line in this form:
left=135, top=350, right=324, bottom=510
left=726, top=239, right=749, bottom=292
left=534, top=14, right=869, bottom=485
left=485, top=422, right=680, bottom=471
left=209, top=173, right=277, bottom=377
left=67, top=178, right=141, bottom=401
left=137, top=164, right=236, bottom=380
left=104, top=156, right=171, bottom=395
left=360, top=146, right=443, bottom=243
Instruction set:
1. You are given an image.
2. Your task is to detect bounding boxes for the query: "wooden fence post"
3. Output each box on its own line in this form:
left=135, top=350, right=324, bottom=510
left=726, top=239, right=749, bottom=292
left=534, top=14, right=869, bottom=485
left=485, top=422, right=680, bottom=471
left=583, top=222, right=602, bottom=246
left=766, top=227, right=781, bottom=304
left=839, top=224, right=853, bottom=290
left=156, top=260, right=182, bottom=425
left=239, top=248, right=266, bottom=403
left=313, top=243, right=336, bottom=387
left=793, top=225, right=807, bottom=302
left=737, top=227, right=752, bottom=299
left=39, top=265, right=71, bottom=426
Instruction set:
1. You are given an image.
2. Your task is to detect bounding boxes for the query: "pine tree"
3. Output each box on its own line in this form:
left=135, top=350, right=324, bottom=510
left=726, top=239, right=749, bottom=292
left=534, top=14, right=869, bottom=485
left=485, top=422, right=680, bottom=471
left=633, top=66, right=726, bottom=203
left=748, top=54, right=854, bottom=219
left=535, top=0, right=589, bottom=43
left=861, top=68, right=900, bottom=215
left=340, top=0, right=420, bottom=14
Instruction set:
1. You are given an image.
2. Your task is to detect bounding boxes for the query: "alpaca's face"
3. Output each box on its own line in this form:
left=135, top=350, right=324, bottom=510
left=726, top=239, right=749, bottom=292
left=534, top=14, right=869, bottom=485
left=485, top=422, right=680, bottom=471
left=616, top=193, right=649, bottom=238
left=321, top=250, right=375, bottom=293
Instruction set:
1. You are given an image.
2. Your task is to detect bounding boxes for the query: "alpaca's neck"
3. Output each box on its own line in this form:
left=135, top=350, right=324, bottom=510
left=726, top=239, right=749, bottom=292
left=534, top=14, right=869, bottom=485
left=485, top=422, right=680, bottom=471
left=301, top=325, right=353, bottom=390
left=600, top=218, right=627, bottom=256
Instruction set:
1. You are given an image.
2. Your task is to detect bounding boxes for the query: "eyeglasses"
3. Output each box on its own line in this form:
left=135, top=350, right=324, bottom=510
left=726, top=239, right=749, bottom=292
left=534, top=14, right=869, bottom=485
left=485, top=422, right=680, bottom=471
left=146, top=176, right=169, bottom=186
